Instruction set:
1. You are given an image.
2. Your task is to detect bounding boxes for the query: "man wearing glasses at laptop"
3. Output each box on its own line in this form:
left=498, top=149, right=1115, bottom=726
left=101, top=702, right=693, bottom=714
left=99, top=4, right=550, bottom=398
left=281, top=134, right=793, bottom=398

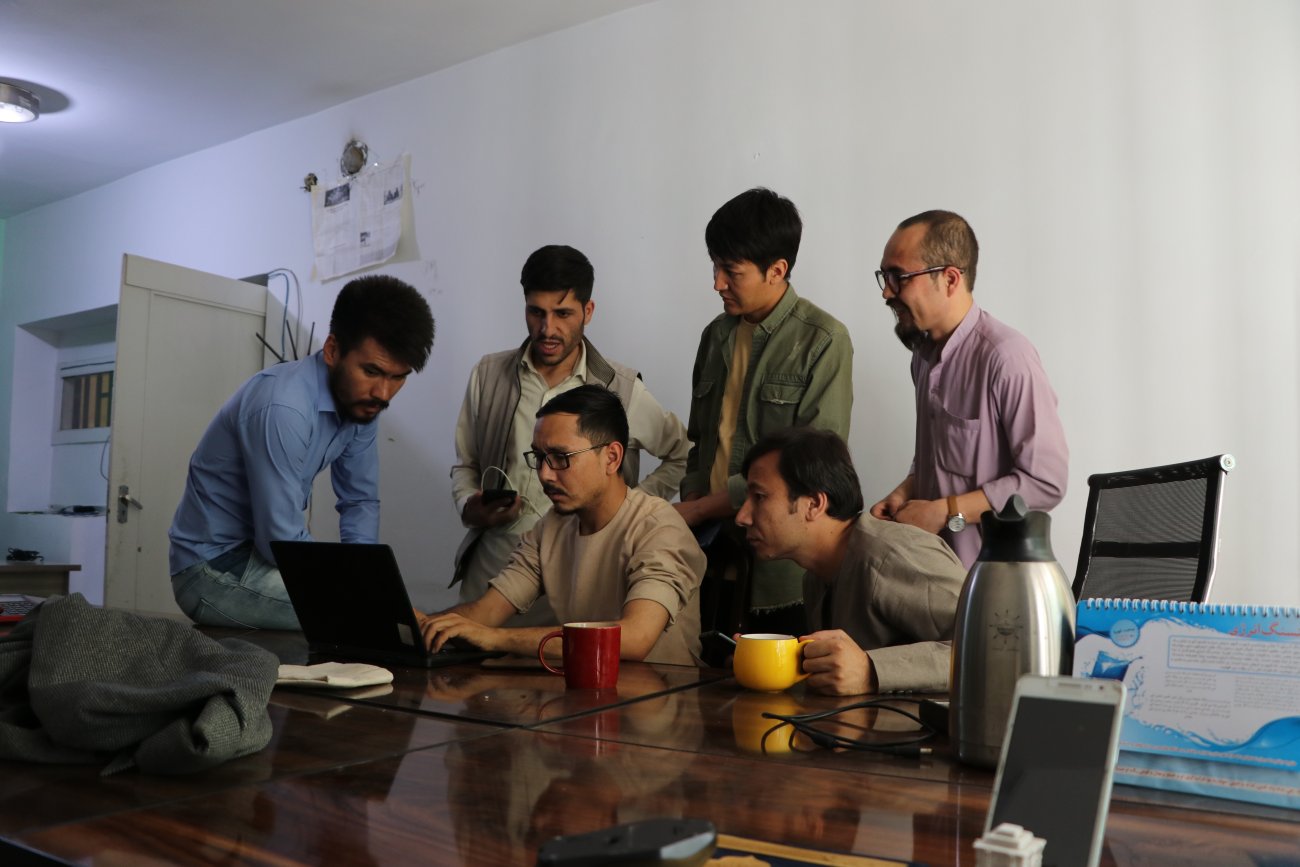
left=419, top=385, right=704, bottom=666
left=449, top=245, right=688, bottom=628
left=870, top=210, right=1068, bottom=569
left=169, top=275, right=435, bottom=630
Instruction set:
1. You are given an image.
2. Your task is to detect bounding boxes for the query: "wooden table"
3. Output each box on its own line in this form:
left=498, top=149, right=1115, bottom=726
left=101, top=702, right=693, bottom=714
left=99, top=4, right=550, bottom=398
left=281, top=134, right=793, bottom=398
left=0, top=688, right=498, bottom=843
left=0, top=563, right=79, bottom=597
left=1, top=633, right=1297, bottom=865
left=533, top=678, right=1300, bottom=863
left=211, top=627, right=729, bottom=726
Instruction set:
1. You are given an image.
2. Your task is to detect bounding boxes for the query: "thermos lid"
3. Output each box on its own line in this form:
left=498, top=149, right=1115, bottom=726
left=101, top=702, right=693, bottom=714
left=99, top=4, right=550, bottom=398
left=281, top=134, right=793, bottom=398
left=976, top=494, right=1057, bottom=562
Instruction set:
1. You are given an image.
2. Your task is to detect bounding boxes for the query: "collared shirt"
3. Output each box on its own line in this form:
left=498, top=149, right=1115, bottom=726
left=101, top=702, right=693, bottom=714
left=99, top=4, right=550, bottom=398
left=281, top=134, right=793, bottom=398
left=504, top=344, right=592, bottom=525
left=910, top=302, right=1068, bottom=567
left=168, top=352, right=380, bottom=574
left=683, top=284, right=854, bottom=610
left=451, top=341, right=688, bottom=521
left=683, top=284, right=854, bottom=508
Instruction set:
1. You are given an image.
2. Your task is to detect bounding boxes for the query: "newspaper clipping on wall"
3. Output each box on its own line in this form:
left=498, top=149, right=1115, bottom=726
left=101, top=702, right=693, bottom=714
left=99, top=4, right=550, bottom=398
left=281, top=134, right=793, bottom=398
left=311, top=155, right=405, bottom=281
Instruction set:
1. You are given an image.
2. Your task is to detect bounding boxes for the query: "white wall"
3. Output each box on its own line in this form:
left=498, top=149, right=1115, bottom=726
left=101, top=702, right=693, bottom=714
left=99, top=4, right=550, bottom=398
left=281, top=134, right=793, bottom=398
left=6, top=328, right=56, bottom=512
left=1, top=0, right=1296, bottom=609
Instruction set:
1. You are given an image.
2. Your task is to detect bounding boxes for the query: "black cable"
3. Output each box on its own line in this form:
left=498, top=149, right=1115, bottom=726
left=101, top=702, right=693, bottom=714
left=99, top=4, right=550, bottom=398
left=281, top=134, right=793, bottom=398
left=758, top=698, right=938, bottom=757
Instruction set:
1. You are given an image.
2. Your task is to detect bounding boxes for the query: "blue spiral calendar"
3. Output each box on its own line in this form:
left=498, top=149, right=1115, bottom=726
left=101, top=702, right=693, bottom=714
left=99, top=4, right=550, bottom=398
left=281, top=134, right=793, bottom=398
left=1074, top=598, right=1300, bottom=808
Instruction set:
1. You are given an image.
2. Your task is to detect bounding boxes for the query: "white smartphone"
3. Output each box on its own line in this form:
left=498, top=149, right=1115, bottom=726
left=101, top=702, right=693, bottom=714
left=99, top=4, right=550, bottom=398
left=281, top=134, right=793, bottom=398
left=984, top=674, right=1126, bottom=867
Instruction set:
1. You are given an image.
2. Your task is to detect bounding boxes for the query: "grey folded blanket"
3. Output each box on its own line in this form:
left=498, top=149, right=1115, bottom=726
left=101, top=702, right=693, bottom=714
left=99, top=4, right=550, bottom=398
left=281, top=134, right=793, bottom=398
left=0, top=593, right=278, bottom=775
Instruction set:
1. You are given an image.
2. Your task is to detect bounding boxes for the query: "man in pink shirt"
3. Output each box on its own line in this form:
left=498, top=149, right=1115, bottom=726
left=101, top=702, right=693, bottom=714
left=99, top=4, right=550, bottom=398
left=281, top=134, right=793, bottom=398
left=869, top=210, right=1068, bottom=569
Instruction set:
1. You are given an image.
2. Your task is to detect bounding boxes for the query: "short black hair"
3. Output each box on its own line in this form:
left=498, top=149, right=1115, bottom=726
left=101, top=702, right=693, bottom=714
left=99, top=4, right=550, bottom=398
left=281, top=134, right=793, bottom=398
left=897, top=210, right=980, bottom=291
left=705, top=187, right=802, bottom=277
left=520, top=245, right=595, bottom=304
left=329, top=275, right=435, bottom=372
left=742, top=427, right=864, bottom=520
left=536, top=384, right=629, bottom=469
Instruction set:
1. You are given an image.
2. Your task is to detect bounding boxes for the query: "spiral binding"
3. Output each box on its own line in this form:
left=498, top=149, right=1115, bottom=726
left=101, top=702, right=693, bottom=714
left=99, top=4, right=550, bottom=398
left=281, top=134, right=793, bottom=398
left=1081, top=598, right=1300, bottom=619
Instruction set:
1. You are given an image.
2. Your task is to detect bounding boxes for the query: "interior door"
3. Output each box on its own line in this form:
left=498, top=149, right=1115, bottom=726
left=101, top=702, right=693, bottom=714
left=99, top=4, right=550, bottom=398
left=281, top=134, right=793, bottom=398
left=105, top=255, right=277, bottom=614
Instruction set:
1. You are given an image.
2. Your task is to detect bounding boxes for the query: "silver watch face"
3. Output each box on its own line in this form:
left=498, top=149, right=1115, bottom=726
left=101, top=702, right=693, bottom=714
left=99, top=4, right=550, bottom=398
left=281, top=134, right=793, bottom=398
left=947, top=513, right=967, bottom=533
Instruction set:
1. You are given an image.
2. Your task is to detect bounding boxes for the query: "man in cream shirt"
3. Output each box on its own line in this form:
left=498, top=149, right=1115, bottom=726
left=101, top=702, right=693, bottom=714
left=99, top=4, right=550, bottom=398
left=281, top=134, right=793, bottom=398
left=423, top=385, right=703, bottom=666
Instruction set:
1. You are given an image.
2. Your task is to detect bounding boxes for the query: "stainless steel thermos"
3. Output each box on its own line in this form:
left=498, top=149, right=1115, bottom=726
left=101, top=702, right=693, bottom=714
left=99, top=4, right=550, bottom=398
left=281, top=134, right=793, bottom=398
left=949, top=495, right=1075, bottom=768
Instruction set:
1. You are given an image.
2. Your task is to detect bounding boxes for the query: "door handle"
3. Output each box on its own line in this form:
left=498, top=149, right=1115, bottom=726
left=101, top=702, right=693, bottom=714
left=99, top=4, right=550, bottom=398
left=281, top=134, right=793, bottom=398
left=117, top=485, right=144, bottom=524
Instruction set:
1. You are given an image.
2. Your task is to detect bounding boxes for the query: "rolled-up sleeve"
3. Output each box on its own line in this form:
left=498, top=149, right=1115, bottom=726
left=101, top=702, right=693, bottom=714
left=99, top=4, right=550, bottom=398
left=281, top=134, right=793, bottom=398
left=622, top=515, right=706, bottom=624
left=487, top=525, right=545, bottom=613
left=626, top=377, right=690, bottom=502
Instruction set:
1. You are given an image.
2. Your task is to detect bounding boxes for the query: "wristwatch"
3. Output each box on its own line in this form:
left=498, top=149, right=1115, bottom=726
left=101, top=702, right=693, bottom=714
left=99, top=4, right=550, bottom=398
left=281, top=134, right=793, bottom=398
left=946, top=495, right=967, bottom=533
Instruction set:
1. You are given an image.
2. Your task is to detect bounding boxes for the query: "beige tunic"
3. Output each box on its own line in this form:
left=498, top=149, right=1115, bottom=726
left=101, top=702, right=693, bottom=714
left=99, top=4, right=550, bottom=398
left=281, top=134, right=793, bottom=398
left=490, top=487, right=704, bottom=665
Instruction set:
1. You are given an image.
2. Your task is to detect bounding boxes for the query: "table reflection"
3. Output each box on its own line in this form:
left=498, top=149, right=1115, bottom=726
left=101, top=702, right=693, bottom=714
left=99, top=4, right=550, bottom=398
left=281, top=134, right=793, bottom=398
left=422, top=659, right=703, bottom=727
left=444, top=725, right=695, bottom=863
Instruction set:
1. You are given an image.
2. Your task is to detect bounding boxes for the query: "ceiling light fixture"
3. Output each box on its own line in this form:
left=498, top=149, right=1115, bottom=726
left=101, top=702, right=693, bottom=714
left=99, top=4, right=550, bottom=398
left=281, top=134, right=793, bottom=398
left=0, top=83, right=39, bottom=123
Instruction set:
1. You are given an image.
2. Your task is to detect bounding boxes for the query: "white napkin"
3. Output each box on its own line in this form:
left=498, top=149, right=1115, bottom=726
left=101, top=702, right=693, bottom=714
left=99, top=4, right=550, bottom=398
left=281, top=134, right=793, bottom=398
left=275, top=662, right=394, bottom=689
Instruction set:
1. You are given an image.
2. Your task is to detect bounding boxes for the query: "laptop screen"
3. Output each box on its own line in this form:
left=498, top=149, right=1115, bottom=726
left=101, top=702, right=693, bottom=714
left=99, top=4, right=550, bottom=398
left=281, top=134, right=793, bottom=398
left=271, top=541, right=429, bottom=661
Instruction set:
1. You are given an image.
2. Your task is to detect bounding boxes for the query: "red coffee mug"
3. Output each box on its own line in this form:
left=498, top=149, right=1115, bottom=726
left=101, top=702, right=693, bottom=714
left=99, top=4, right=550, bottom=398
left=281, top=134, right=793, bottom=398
left=538, top=621, right=621, bottom=689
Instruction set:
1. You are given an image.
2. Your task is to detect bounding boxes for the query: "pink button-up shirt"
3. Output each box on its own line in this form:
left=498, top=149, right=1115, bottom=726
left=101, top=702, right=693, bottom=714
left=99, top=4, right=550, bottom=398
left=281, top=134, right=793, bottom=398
left=910, top=302, right=1068, bottom=568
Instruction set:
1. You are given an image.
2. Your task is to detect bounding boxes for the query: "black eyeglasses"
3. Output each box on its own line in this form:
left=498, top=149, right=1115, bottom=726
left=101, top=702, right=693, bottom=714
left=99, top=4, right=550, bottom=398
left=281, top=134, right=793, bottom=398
left=523, top=443, right=609, bottom=471
left=874, top=265, right=958, bottom=293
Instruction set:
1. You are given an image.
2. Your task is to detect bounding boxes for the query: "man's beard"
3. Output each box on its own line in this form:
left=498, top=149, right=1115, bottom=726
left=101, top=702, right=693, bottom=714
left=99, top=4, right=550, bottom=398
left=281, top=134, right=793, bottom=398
left=542, top=484, right=577, bottom=514
left=341, top=399, right=389, bottom=425
left=888, top=301, right=924, bottom=351
left=531, top=329, right=582, bottom=369
left=893, top=321, right=924, bottom=351
left=328, top=366, right=388, bottom=424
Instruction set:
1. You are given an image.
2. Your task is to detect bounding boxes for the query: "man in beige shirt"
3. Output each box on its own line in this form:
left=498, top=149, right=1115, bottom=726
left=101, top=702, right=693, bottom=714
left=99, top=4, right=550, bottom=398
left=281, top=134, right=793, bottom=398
left=450, top=245, right=689, bottom=625
left=421, top=385, right=704, bottom=666
left=735, top=427, right=965, bottom=693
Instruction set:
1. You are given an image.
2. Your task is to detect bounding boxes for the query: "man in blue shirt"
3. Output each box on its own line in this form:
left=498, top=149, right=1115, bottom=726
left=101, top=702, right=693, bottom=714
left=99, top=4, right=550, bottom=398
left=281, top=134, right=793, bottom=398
left=169, top=275, right=435, bottom=629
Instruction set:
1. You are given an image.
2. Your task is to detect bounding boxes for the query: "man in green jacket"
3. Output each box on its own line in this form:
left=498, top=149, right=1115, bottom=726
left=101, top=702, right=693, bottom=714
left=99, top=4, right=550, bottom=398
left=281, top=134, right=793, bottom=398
left=677, top=187, right=854, bottom=637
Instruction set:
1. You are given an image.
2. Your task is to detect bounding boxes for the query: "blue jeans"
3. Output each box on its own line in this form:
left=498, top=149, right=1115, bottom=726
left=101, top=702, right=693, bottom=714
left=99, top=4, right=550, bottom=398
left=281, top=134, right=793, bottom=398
left=171, top=543, right=301, bottom=630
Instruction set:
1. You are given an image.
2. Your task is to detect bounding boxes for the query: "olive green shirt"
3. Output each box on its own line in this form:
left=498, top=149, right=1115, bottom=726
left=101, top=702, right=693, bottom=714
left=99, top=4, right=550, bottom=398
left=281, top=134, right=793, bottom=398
left=682, top=285, right=854, bottom=609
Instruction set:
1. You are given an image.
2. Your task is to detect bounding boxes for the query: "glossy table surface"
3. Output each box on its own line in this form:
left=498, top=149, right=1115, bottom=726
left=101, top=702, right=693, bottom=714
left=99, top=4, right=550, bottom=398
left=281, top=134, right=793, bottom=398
left=214, top=626, right=728, bottom=726
left=0, top=689, right=495, bottom=838
left=1, top=628, right=1297, bottom=866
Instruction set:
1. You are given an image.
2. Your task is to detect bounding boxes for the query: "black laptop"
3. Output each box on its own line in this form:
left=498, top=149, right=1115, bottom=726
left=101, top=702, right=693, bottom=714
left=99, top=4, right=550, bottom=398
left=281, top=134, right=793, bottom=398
left=270, top=540, right=495, bottom=669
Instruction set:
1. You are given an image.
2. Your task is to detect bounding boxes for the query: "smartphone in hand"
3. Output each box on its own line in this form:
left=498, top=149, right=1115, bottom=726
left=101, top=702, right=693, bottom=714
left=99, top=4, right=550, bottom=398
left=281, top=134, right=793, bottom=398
left=480, top=488, right=517, bottom=507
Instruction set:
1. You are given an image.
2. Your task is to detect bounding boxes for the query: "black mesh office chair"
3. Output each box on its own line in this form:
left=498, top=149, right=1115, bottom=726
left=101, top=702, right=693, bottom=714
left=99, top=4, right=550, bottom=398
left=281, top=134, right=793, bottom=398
left=1072, top=454, right=1234, bottom=603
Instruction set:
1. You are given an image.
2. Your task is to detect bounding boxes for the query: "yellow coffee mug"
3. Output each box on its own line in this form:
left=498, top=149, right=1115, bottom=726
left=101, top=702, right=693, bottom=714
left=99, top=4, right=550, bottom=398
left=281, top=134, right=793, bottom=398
left=733, top=633, right=812, bottom=692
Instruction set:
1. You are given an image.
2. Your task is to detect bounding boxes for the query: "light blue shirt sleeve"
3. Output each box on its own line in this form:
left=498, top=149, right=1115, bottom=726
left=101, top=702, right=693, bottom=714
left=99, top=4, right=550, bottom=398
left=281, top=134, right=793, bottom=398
left=331, top=421, right=380, bottom=543
left=168, top=353, right=383, bottom=573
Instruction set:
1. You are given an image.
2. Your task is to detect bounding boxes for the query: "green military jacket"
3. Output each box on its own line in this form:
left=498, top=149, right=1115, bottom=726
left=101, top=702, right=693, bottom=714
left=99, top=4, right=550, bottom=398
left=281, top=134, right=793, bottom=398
left=682, top=284, right=854, bottom=609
